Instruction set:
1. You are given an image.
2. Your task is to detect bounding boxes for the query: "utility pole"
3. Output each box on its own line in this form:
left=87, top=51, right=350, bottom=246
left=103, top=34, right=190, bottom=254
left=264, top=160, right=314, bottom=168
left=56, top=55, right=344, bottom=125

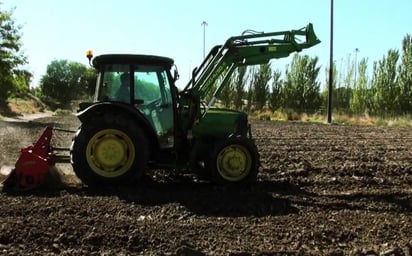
left=327, top=0, right=334, bottom=123
left=201, top=21, right=208, bottom=59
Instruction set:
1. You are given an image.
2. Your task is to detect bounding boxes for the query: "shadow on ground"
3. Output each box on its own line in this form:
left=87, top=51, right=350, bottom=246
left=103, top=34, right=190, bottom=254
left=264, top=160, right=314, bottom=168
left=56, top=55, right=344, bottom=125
left=3, top=172, right=411, bottom=217
left=2, top=175, right=301, bottom=218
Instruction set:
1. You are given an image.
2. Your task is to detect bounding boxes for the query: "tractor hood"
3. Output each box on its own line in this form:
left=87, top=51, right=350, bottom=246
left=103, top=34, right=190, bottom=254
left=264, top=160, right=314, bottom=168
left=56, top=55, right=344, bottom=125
left=192, top=108, right=248, bottom=138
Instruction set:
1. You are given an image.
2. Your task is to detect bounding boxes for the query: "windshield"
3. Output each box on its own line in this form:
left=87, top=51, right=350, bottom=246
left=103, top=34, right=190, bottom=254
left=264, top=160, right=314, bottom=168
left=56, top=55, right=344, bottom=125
left=96, top=64, right=172, bottom=105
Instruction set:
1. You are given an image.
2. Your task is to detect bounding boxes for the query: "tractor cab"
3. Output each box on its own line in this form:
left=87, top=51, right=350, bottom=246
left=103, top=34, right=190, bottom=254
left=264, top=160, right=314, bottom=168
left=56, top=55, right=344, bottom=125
left=89, top=54, right=176, bottom=149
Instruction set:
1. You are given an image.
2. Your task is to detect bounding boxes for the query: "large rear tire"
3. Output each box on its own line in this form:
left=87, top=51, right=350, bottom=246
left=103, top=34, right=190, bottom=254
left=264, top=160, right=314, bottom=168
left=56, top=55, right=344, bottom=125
left=71, top=113, right=149, bottom=187
left=207, top=136, right=259, bottom=184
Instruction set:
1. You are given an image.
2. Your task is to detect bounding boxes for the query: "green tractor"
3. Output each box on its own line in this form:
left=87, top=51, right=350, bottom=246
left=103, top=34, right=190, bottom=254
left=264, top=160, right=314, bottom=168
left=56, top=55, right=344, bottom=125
left=70, top=24, right=320, bottom=186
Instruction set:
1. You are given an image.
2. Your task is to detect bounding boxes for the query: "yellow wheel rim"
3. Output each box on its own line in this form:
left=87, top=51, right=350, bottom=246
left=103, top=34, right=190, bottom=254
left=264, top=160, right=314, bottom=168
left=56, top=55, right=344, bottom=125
left=216, top=144, right=252, bottom=182
left=86, top=129, right=135, bottom=178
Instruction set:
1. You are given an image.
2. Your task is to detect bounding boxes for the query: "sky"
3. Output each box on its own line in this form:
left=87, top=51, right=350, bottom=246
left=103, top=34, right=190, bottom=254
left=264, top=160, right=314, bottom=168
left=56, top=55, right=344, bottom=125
left=2, top=0, right=412, bottom=89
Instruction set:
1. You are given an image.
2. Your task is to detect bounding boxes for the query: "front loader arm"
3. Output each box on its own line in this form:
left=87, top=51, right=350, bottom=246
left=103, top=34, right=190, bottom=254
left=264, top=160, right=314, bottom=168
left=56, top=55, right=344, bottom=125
left=186, top=23, right=321, bottom=99
left=178, top=23, right=320, bottom=131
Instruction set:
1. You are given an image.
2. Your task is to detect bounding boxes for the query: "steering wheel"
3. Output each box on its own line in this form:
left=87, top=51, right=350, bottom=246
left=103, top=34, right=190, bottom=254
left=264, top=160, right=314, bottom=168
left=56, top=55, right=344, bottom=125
left=139, top=98, right=162, bottom=115
left=146, top=98, right=162, bottom=108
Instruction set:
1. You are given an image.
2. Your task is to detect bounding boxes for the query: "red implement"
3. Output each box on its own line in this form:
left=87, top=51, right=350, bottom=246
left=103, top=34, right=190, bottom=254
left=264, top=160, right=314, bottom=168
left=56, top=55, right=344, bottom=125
left=2, top=126, right=56, bottom=191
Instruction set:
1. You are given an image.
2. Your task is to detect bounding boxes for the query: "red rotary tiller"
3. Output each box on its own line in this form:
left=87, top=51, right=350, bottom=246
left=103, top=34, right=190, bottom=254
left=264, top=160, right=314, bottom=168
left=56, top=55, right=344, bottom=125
left=2, top=127, right=71, bottom=191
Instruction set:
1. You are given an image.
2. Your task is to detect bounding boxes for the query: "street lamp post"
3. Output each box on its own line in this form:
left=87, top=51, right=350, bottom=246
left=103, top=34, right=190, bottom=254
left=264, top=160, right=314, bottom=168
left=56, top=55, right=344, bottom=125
left=201, top=21, right=208, bottom=59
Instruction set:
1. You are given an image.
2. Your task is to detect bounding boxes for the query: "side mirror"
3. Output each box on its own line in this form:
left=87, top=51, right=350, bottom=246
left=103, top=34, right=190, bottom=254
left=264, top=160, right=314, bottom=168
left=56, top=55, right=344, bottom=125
left=172, top=64, right=180, bottom=82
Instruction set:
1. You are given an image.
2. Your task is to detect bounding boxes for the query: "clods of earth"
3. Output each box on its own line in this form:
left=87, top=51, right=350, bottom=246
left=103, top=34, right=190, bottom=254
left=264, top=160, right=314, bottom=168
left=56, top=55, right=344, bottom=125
left=0, top=115, right=411, bottom=255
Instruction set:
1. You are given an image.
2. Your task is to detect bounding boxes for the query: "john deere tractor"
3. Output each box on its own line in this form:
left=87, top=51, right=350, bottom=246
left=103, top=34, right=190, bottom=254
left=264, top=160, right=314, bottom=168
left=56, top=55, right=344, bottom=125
left=70, top=24, right=320, bottom=186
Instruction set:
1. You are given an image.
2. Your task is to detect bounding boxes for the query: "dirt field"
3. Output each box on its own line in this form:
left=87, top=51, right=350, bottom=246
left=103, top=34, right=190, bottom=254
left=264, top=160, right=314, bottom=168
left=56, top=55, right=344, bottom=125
left=0, top=114, right=411, bottom=255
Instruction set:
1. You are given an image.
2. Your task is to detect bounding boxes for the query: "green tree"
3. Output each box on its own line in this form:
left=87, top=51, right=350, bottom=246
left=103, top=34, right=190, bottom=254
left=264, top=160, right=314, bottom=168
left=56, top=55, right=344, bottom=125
left=398, top=34, right=412, bottom=114
left=333, top=87, right=352, bottom=113
left=284, top=54, right=321, bottom=113
left=0, top=6, right=28, bottom=104
left=83, top=67, right=97, bottom=97
left=371, top=49, right=400, bottom=116
left=219, top=75, right=233, bottom=107
left=350, top=58, right=369, bottom=115
left=322, top=62, right=338, bottom=113
left=246, top=68, right=254, bottom=112
left=252, top=63, right=271, bottom=110
left=268, top=69, right=283, bottom=111
left=233, top=66, right=247, bottom=110
left=40, top=60, right=95, bottom=107
left=338, top=55, right=354, bottom=112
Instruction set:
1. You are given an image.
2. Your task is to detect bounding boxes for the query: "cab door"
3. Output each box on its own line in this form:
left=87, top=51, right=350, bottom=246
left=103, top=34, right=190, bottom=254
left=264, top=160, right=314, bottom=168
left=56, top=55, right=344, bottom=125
left=133, top=66, right=174, bottom=148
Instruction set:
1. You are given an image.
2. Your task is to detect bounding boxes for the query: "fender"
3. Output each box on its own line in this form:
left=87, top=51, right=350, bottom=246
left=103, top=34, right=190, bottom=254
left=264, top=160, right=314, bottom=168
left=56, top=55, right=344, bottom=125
left=76, top=102, right=160, bottom=150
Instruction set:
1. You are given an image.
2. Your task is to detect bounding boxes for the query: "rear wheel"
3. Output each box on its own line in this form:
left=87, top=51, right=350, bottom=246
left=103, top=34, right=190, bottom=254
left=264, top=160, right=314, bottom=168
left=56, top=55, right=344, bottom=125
left=208, top=137, right=259, bottom=184
left=71, top=113, right=149, bottom=187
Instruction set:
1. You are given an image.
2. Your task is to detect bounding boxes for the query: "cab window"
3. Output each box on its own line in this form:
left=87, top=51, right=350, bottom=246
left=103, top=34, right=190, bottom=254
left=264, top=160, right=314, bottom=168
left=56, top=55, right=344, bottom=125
left=96, top=64, right=131, bottom=103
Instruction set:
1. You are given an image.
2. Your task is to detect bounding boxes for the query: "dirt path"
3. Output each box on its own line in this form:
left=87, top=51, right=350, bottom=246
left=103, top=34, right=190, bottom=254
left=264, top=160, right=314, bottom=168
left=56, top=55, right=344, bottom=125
left=0, top=115, right=411, bottom=255
left=1, top=111, right=53, bottom=122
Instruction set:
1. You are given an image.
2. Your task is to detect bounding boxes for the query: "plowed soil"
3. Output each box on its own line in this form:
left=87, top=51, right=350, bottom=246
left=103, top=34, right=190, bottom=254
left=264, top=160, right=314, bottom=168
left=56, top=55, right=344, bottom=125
left=0, top=115, right=411, bottom=255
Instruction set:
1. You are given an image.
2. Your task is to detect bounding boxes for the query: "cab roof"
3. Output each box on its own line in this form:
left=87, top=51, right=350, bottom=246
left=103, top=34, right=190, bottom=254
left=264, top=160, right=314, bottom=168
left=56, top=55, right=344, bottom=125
left=92, top=54, right=174, bottom=69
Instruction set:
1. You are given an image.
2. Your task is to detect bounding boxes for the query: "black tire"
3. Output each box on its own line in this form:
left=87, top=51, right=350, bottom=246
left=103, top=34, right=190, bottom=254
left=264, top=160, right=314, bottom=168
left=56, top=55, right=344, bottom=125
left=71, top=113, right=149, bottom=187
left=207, top=136, right=259, bottom=184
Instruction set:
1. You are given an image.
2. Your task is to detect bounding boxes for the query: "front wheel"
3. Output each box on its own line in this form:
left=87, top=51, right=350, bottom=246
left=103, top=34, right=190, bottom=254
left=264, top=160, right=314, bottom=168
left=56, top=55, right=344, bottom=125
left=71, top=114, right=149, bottom=187
left=207, top=137, right=259, bottom=184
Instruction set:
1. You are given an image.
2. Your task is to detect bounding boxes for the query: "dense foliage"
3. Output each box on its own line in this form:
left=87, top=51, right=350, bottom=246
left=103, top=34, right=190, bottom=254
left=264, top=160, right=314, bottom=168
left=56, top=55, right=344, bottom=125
left=350, top=58, right=369, bottom=115
left=0, top=6, right=29, bottom=105
left=283, top=55, right=321, bottom=113
left=39, top=60, right=96, bottom=108
left=398, top=35, right=412, bottom=115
